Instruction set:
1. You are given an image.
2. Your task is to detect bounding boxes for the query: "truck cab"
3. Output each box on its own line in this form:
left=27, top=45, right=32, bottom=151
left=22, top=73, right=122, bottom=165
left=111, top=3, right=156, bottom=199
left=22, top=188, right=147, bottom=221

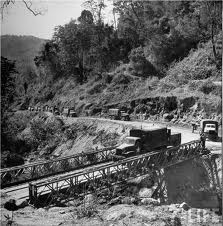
left=200, top=119, right=218, bottom=141
left=115, top=136, right=142, bottom=159
left=120, top=111, right=130, bottom=121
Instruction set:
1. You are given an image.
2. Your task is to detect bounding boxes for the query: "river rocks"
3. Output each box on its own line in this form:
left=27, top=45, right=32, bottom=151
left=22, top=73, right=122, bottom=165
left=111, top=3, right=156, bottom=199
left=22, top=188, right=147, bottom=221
left=138, top=188, right=153, bottom=198
left=140, top=198, right=160, bottom=206
left=103, top=204, right=133, bottom=221
left=127, top=174, right=154, bottom=190
left=103, top=204, right=160, bottom=222
left=36, top=208, right=46, bottom=213
left=83, top=194, right=96, bottom=207
left=108, top=196, right=122, bottom=206
left=180, top=202, right=190, bottom=211
left=168, top=204, right=181, bottom=213
left=121, top=197, right=138, bottom=205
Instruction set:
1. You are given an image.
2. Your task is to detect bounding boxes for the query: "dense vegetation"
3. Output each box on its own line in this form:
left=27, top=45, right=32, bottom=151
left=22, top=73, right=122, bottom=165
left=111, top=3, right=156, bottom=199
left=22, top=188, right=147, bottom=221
left=34, top=1, right=221, bottom=82
left=27, top=1, right=221, bottom=111
left=1, top=35, right=45, bottom=95
left=1, top=1, right=222, bottom=165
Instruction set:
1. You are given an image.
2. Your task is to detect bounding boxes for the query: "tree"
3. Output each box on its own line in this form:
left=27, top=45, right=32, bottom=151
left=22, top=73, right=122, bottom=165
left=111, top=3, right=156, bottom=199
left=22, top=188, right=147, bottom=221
left=200, top=1, right=222, bottom=62
left=1, top=0, right=46, bottom=18
left=1, top=57, right=17, bottom=113
left=83, top=0, right=106, bottom=24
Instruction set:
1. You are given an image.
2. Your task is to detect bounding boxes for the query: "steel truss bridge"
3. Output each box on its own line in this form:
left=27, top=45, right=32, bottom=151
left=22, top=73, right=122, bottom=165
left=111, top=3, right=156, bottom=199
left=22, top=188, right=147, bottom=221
left=1, top=146, right=116, bottom=188
left=28, top=140, right=203, bottom=207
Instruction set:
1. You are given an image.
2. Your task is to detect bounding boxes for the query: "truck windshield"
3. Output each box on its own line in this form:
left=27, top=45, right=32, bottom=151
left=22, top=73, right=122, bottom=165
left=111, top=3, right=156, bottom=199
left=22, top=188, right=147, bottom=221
left=124, top=138, right=136, bottom=145
left=206, top=125, right=216, bottom=128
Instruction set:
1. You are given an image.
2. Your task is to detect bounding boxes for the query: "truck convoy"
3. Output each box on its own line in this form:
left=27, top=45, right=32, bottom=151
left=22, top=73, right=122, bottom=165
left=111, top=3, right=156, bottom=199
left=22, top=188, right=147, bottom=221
left=114, top=127, right=181, bottom=160
left=109, top=108, right=130, bottom=121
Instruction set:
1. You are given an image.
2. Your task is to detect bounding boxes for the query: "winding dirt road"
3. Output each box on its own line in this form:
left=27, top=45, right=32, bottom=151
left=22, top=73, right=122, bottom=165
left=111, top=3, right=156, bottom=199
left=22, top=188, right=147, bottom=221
left=62, top=116, right=222, bottom=152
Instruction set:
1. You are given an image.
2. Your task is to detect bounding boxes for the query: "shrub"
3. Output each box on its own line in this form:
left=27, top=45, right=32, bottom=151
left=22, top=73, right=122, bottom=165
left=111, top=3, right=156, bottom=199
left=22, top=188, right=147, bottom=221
left=87, top=83, right=106, bottom=95
left=188, top=80, right=200, bottom=91
left=128, top=47, right=158, bottom=77
left=159, top=80, right=176, bottom=92
left=211, top=86, right=222, bottom=97
left=30, top=115, right=63, bottom=146
left=79, top=95, right=85, bottom=100
left=5, top=153, right=24, bottom=167
left=75, top=202, right=98, bottom=218
left=198, top=81, right=216, bottom=94
left=112, top=74, right=132, bottom=85
left=102, top=72, right=113, bottom=84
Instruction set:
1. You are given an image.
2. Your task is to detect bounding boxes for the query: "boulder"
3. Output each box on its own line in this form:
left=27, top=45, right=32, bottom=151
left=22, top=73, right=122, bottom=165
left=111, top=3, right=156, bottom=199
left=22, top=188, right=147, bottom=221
left=168, top=204, right=180, bottom=213
left=138, top=188, right=153, bottom=198
left=127, top=175, right=154, bottom=190
left=103, top=204, right=134, bottom=221
left=108, top=196, right=122, bottom=206
left=121, top=197, right=137, bottom=205
left=180, top=202, right=190, bottom=211
left=83, top=194, right=96, bottom=207
left=140, top=198, right=160, bottom=206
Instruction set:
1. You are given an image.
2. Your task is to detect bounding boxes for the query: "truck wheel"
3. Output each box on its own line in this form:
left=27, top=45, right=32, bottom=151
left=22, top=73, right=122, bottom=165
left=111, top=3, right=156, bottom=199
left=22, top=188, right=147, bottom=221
left=136, top=142, right=141, bottom=154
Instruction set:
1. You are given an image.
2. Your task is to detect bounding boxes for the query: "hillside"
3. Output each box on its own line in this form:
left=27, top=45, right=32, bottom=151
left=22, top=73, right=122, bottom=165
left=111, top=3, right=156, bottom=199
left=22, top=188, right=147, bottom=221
left=23, top=35, right=221, bottom=122
left=1, top=35, right=46, bottom=71
left=2, top=2, right=222, bottom=158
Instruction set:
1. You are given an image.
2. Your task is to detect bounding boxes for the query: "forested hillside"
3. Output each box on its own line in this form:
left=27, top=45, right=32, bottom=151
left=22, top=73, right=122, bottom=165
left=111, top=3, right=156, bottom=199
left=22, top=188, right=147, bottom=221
left=1, top=35, right=45, bottom=67
left=1, top=35, right=46, bottom=97
left=2, top=1, right=222, bottom=116
left=1, top=0, right=222, bottom=171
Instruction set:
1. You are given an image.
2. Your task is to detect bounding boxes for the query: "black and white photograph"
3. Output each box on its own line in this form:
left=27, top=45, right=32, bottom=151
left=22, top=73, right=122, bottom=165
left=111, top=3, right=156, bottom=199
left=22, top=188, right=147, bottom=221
left=1, top=0, right=222, bottom=225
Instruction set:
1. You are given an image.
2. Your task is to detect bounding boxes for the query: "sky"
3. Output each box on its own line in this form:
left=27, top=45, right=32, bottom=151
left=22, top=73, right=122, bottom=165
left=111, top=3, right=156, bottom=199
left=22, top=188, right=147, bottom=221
left=1, top=0, right=114, bottom=39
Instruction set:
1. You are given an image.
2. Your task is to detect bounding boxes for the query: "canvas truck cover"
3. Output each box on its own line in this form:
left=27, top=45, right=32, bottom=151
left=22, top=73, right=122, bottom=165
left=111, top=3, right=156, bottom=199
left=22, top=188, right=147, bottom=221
left=109, top=109, right=120, bottom=116
left=130, top=127, right=168, bottom=150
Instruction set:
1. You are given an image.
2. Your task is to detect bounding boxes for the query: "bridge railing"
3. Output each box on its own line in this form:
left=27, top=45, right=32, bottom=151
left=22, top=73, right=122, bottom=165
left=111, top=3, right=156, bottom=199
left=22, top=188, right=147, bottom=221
left=1, top=146, right=116, bottom=188
left=29, top=140, right=202, bottom=207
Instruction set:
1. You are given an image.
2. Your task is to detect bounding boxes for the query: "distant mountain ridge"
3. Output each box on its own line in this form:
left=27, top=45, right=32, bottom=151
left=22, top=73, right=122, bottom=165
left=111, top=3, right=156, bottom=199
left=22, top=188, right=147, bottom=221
left=1, top=35, right=46, bottom=70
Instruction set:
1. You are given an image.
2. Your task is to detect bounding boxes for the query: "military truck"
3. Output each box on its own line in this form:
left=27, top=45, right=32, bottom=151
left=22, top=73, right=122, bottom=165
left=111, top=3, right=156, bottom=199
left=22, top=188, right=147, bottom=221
left=108, top=108, right=130, bottom=121
left=62, top=107, right=77, bottom=117
left=53, top=107, right=60, bottom=115
left=62, top=107, right=70, bottom=117
left=113, top=127, right=181, bottom=160
left=69, top=108, right=77, bottom=117
left=200, top=119, right=218, bottom=141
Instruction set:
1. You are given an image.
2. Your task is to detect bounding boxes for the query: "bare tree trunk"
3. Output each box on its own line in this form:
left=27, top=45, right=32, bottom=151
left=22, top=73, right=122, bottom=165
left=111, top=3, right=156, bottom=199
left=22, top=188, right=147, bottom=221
left=211, top=21, right=217, bottom=62
left=113, top=9, right=117, bottom=30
